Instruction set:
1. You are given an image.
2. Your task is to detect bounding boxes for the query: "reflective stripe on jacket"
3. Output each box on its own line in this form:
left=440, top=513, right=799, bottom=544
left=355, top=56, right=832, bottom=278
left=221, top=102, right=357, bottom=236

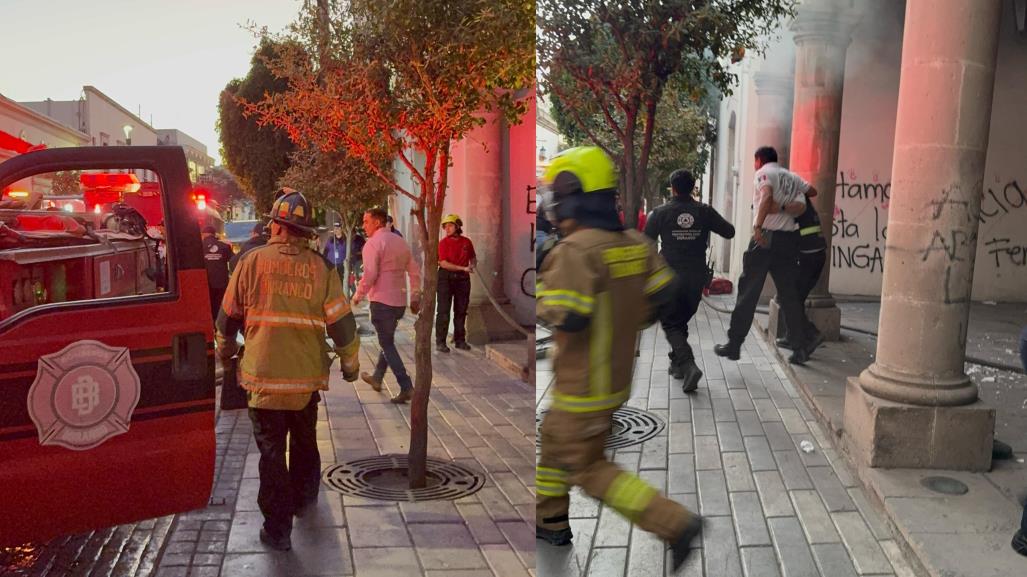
left=538, top=228, right=673, bottom=412
left=222, top=236, right=357, bottom=394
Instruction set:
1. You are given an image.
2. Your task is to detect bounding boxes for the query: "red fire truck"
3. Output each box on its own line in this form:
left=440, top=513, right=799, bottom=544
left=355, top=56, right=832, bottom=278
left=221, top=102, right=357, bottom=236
left=0, top=147, right=215, bottom=546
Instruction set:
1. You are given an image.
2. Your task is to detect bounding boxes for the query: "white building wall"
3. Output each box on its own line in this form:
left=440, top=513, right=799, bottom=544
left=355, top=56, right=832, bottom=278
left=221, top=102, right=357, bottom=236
left=716, top=0, right=1027, bottom=302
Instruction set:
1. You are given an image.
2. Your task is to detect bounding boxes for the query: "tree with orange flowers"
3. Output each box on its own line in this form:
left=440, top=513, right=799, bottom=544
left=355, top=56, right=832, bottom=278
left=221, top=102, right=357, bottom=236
left=244, top=0, right=533, bottom=487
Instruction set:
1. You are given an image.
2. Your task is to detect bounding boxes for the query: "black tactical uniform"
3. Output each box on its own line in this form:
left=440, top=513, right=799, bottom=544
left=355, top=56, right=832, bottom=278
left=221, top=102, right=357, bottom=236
left=780, top=202, right=826, bottom=345
left=202, top=231, right=235, bottom=322
left=644, top=195, right=734, bottom=389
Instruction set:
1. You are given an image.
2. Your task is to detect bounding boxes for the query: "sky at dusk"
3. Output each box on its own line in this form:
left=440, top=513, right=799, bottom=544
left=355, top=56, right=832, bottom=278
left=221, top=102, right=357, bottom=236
left=0, top=0, right=303, bottom=164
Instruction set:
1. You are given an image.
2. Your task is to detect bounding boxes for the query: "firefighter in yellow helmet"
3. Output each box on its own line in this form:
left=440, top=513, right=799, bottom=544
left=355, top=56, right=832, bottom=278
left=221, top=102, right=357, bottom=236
left=216, top=191, right=360, bottom=552
left=436, top=213, right=476, bottom=352
left=535, top=146, right=703, bottom=570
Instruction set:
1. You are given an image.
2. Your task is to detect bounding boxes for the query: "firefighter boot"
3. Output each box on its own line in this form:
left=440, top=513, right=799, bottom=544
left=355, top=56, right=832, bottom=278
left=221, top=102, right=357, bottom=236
left=259, top=528, right=292, bottom=552
left=670, top=516, right=704, bottom=571
left=669, top=353, right=685, bottom=380
left=536, top=526, right=574, bottom=546
left=681, top=360, right=703, bottom=393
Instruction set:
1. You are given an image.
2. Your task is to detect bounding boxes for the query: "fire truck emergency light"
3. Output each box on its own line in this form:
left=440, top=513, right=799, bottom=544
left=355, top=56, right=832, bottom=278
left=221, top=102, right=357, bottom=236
left=80, top=172, right=141, bottom=194
left=93, top=204, right=102, bottom=215
left=6, top=190, right=29, bottom=198
left=195, top=193, right=206, bottom=211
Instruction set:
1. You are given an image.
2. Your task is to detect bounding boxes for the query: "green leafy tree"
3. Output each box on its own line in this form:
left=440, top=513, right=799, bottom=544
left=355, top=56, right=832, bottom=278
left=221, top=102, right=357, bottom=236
left=279, top=147, right=391, bottom=295
left=538, top=0, right=793, bottom=227
left=217, top=38, right=296, bottom=215
left=198, top=166, right=248, bottom=216
left=245, top=0, right=534, bottom=487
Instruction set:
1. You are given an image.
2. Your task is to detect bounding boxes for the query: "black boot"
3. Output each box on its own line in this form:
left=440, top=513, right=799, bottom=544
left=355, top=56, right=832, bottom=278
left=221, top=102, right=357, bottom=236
left=805, top=331, right=825, bottom=357
left=775, top=336, right=792, bottom=349
left=714, top=342, right=741, bottom=361
left=259, top=528, right=292, bottom=551
left=537, top=525, right=573, bottom=546
left=670, top=361, right=684, bottom=380
left=681, top=361, right=703, bottom=393
left=1012, top=530, right=1027, bottom=557
left=670, top=516, right=704, bottom=571
left=788, top=346, right=810, bottom=365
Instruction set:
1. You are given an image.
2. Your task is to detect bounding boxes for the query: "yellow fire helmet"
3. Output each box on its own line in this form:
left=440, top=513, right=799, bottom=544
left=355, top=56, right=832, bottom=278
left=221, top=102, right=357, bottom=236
left=441, top=213, right=463, bottom=227
left=542, top=146, right=617, bottom=197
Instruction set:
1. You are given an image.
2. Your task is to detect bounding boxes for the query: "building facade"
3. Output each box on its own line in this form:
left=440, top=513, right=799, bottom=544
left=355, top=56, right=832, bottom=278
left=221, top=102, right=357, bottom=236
left=710, top=0, right=1027, bottom=303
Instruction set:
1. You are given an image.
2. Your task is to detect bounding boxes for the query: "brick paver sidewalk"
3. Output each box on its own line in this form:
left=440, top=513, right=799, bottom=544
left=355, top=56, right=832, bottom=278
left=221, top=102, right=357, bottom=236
left=4, top=319, right=535, bottom=577
left=536, top=303, right=921, bottom=577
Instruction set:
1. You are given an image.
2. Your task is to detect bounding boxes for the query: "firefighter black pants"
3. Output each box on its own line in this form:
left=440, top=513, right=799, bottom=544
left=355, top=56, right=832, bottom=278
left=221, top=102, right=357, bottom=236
left=436, top=269, right=471, bottom=345
left=248, top=392, right=321, bottom=539
left=659, top=265, right=707, bottom=366
left=209, top=287, right=226, bottom=324
left=728, top=231, right=809, bottom=349
left=781, top=250, right=827, bottom=341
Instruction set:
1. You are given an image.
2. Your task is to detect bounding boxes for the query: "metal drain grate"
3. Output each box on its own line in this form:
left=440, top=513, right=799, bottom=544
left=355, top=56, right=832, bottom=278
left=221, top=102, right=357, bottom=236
left=322, top=454, right=485, bottom=502
left=536, top=406, right=666, bottom=450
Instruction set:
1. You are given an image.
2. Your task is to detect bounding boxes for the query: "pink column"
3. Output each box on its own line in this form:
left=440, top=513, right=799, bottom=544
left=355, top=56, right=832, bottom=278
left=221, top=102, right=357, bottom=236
left=844, top=0, right=1002, bottom=471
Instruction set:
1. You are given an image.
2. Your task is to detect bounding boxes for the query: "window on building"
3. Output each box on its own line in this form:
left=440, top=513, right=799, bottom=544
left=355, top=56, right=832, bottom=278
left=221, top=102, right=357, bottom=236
left=100, top=132, right=110, bottom=146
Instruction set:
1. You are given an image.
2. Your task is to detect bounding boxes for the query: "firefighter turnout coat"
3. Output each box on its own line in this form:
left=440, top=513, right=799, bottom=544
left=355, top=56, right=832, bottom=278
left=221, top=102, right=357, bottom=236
left=535, top=227, right=697, bottom=542
left=218, top=236, right=360, bottom=407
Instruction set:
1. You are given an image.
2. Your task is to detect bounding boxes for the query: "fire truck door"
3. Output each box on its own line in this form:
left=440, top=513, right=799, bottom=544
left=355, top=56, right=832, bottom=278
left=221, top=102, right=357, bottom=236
left=0, top=147, right=215, bottom=546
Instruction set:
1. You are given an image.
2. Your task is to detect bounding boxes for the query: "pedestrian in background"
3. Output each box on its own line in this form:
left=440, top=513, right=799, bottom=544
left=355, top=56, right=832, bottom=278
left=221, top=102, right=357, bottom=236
left=215, top=191, right=359, bottom=552
left=436, top=213, right=476, bottom=352
left=202, top=225, right=234, bottom=322
left=352, top=207, right=422, bottom=404
left=387, top=214, right=403, bottom=237
left=323, top=221, right=349, bottom=282
left=229, top=221, right=267, bottom=274
left=645, top=168, right=734, bottom=392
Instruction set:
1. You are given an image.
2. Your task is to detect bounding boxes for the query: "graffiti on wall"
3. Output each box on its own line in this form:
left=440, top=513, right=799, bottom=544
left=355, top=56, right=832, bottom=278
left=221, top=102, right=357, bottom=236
left=831, top=170, right=1027, bottom=274
left=521, top=185, right=536, bottom=297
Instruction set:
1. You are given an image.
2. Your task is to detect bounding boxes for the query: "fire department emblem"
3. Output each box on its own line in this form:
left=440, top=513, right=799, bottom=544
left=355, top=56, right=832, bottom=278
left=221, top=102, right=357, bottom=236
left=676, top=213, right=694, bottom=229
left=27, top=340, right=141, bottom=451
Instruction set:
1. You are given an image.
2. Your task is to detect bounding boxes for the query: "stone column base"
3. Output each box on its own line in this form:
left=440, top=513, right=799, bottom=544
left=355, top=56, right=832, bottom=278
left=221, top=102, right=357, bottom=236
left=464, top=302, right=524, bottom=346
left=842, top=377, right=995, bottom=472
left=767, top=298, right=841, bottom=341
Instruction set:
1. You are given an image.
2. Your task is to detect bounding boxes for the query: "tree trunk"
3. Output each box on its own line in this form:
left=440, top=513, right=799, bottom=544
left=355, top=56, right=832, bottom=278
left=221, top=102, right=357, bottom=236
left=408, top=144, right=447, bottom=488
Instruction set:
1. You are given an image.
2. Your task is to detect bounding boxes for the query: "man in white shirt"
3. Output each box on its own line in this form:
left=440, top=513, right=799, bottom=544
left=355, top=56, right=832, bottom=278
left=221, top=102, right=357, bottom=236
left=714, top=146, right=823, bottom=365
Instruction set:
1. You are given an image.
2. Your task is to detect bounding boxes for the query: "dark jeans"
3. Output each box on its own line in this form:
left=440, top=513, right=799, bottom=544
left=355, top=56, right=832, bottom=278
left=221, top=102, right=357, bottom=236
left=209, top=286, right=226, bottom=324
left=728, top=231, right=809, bottom=349
left=660, top=265, right=707, bottom=366
left=370, top=302, right=413, bottom=392
left=248, top=392, right=321, bottom=539
left=436, top=270, right=471, bottom=345
left=780, top=249, right=826, bottom=341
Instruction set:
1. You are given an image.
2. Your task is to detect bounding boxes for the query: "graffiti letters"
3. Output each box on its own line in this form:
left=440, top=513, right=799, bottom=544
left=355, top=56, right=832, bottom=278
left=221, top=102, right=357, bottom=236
left=979, top=180, right=1026, bottom=225
left=984, top=237, right=1027, bottom=268
left=921, top=229, right=976, bottom=262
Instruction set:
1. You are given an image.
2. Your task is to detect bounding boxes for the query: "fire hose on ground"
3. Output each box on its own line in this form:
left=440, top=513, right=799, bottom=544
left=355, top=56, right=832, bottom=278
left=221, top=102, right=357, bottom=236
left=700, top=295, right=1024, bottom=375
left=472, top=267, right=534, bottom=381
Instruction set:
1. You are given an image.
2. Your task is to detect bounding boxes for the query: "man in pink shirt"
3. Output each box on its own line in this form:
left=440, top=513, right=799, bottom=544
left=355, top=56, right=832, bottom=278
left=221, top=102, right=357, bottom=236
left=352, top=207, right=422, bottom=403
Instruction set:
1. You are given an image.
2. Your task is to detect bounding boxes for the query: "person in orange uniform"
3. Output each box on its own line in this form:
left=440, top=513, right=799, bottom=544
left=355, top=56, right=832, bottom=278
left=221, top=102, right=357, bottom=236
left=215, top=191, right=360, bottom=552
left=435, top=213, right=476, bottom=352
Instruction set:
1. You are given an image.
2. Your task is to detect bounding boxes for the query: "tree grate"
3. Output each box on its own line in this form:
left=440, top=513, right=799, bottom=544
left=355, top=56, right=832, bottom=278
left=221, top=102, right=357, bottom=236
left=536, top=406, right=666, bottom=450
left=322, top=454, right=485, bottom=502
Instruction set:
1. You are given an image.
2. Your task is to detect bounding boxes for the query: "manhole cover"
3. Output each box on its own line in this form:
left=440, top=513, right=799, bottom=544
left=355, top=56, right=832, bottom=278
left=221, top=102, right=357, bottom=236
left=322, top=454, right=485, bottom=502
left=536, top=407, right=665, bottom=449
left=920, top=476, right=969, bottom=496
